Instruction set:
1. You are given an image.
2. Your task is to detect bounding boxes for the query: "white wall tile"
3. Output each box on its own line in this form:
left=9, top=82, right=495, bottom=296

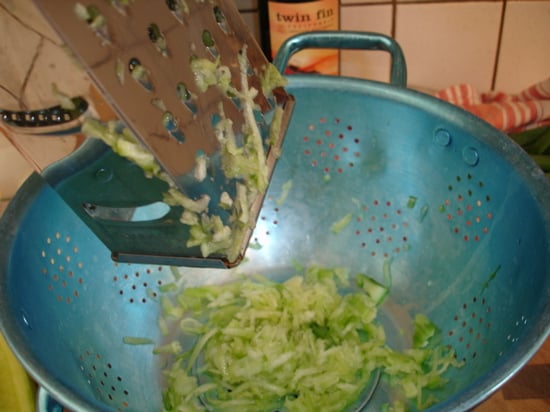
left=341, top=0, right=391, bottom=4
left=340, top=4, right=393, bottom=82
left=495, top=1, right=550, bottom=93
left=395, top=2, right=502, bottom=92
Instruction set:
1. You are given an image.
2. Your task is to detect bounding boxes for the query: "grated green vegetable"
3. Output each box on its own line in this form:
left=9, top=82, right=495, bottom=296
left=74, top=3, right=110, bottom=44
left=331, top=213, right=353, bottom=234
left=80, top=44, right=287, bottom=261
left=407, top=196, right=417, bottom=209
left=51, top=83, right=76, bottom=110
left=157, top=266, right=462, bottom=411
left=260, top=62, right=288, bottom=96
left=276, top=179, right=293, bottom=207
left=122, top=336, right=154, bottom=345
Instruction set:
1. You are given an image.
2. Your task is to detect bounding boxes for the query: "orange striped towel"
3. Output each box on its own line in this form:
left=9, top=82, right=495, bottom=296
left=434, top=78, right=550, bottom=133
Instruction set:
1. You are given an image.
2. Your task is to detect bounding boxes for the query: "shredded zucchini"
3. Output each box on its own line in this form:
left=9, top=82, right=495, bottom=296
left=51, top=83, right=76, bottom=110
left=80, top=47, right=287, bottom=261
left=276, top=179, right=293, bottom=207
left=122, top=336, right=154, bottom=345
left=331, top=213, right=353, bottom=234
left=156, top=266, right=461, bottom=411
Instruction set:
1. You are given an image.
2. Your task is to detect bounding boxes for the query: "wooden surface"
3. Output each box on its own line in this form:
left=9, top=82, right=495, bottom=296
left=0, top=0, right=92, bottom=181
left=474, top=337, right=550, bottom=411
left=1, top=1, right=549, bottom=410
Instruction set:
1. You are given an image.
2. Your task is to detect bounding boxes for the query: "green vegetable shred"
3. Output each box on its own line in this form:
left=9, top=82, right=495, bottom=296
left=156, top=266, right=461, bottom=411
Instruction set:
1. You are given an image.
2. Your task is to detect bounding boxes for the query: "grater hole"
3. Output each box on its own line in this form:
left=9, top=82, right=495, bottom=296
left=176, top=82, right=197, bottom=114
left=147, top=23, right=169, bottom=57
left=128, top=58, right=153, bottom=92
left=202, top=29, right=219, bottom=57
left=162, top=111, right=185, bottom=143
left=213, top=5, right=230, bottom=34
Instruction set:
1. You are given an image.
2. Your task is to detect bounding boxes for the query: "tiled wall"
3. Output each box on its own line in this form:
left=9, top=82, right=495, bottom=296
left=239, top=0, right=550, bottom=93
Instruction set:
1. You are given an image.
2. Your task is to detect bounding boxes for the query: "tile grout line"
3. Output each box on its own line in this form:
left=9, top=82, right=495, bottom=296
left=491, top=0, right=507, bottom=91
left=391, top=0, right=397, bottom=38
left=340, top=0, right=507, bottom=6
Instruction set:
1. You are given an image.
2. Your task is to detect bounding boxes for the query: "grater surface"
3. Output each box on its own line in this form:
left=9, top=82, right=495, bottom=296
left=31, top=0, right=294, bottom=267
left=33, top=0, right=291, bottom=177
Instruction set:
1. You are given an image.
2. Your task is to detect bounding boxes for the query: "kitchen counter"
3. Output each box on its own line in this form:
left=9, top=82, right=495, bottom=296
left=475, top=339, right=550, bottom=411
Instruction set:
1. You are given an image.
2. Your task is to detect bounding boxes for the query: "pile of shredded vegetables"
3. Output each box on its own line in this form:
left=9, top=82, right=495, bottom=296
left=154, top=266, right=462, bottom=412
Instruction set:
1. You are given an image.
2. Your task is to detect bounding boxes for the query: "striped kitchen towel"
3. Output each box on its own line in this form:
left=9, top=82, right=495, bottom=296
left=435, top=78, right=550, bottom=133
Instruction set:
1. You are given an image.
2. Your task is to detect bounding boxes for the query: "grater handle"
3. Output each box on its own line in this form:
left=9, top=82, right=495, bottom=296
left=273, top=31, right=407, bottom=87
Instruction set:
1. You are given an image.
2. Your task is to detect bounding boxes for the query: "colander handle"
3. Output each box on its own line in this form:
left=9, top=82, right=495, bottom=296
left=272, top=31, right=407, bottom=87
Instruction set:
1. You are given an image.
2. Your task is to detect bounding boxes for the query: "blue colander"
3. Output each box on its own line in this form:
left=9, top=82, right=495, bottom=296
left=1, top=32, right=549, bottom=411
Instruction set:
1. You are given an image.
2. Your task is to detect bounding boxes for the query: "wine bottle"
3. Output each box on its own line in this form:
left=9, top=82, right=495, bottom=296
left=259, top=0, right=340, bottom=75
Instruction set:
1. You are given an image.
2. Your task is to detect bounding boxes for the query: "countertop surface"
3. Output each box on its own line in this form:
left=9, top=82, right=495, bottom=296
left=474, top=337, right=550, bottom=411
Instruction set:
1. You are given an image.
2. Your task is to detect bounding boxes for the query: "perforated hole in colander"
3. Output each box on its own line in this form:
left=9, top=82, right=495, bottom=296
left=446, top=295, right=493, bottom=364
left=504, top=314, right=530, bottom=356
left=438, top=173, right=493, bottom=242
left=79, top=350, right=130, bottom=411
left=302, top=117, right=362, bottom=175
left=40, top=232, right=85, bottom=305
left=112, top=264, right=170, bottom=304
left=446, top=274, right=532, bottom=366
left=351, top=199, right=415, bottom=258
left=256, top=199, right=280, bottom=239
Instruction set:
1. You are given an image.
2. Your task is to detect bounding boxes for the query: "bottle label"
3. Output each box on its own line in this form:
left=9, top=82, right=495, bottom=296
left=268, top=0, right=339, bottom=75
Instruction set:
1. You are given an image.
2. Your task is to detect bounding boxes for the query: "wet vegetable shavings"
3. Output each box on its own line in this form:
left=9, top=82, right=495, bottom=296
left=148, top=23, right=170, bottom=57
left=80, top=44, right=287, bottom=262
left=155, top=266, right=462, bottom=411
left=331, top=213, right=353, bottom=234
left=74, top=3, right=111, bottom=44
left=51, top=83, right=76, bottom=110
left=81, top=119, right=162, bottom=178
